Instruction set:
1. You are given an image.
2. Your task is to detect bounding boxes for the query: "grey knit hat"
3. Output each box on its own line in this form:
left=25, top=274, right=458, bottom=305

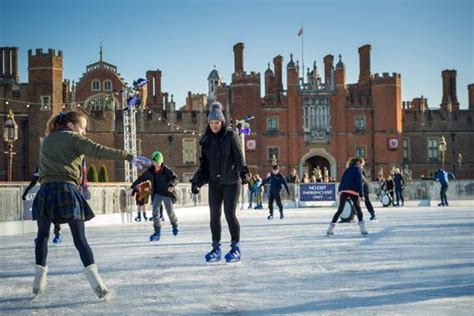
left=207, top=102, right=225, bottom=123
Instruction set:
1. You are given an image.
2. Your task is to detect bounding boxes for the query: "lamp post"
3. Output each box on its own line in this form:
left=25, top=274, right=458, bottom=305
left=3, top=110, right=18, bottom=181
left=438, top=136, right=447, bottom=170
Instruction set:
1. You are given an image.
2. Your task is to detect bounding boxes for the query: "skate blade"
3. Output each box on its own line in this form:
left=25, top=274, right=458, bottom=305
left=206, top=260, right=223, bottom=265
left=226, top=260, right=241, bottom=265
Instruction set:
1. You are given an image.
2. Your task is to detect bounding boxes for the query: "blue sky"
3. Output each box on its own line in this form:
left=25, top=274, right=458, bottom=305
left=1, top=0, right=472, bottom=109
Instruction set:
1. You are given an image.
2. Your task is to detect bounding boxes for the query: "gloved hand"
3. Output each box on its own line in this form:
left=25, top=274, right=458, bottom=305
left=21, top=193, right=27, bottom=201
left=191, top=182, right=200, bottom=195
left=131, top=188, right=137, bottom=196
left=240, top=172, right=251, bottom=185
left=131, top=156, right=152, bottom=170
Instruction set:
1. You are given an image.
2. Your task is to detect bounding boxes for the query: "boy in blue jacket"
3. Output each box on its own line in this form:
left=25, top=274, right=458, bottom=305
left=260, top=165, right=290, bottom=220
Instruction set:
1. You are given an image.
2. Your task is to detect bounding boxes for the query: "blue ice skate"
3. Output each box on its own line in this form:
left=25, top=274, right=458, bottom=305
left=149, top=231, right=161, bottom=241
left=205, top=243, right=221, bottom=263
left=52, top=233, right=62, bottom=245
left=172, top=224, right=179, bottom=236
left=224, top=243, right=241, bottom=263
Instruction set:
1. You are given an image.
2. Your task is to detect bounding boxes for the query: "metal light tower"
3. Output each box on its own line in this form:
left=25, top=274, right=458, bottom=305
left=122, top=78, right=147, bottom=182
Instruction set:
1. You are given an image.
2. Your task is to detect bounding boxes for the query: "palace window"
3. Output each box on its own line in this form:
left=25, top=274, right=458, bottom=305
left=267, top=146, right=279, bottom=162
left=355, top=145, right=367, bottom=159
left=103, top=79, right=112, bottom=91
left=91, top=80, right=100, bottom=91
left=354, top=116, right=366, bottom=132
left=427, top=138, right=438, bottom=161
left=266, top=116, right=279, bottom=132
left=183, top=138, right=197, bottom=164
left=403, top=138, right=410, bottom=161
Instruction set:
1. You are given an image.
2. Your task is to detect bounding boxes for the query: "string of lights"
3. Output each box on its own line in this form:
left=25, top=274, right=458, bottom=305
left=0, top=96, right=205, bottom=137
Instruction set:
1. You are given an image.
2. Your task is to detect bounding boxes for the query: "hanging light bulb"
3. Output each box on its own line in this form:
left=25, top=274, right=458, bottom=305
left=5, top=101, right=9, bottom=105
left=26, top=104, right=30, bottom=108
left=158, top=117, right=161, bottom=120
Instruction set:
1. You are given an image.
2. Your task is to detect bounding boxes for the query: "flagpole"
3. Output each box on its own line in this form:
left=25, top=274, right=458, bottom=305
left=301, top=22, right=304, bottom=84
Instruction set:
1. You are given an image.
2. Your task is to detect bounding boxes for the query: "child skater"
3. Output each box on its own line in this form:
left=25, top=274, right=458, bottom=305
left=326, top=157, right=368, bottom=236
left=132, top=180, right=152, bottom=222
left=260, top=165, right=290, bottom=220
left=131, top=151, right=179, bottom=241
left=31, top=111, right=148, bottom=299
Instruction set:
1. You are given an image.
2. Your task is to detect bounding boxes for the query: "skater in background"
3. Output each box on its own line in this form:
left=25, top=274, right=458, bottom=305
left=302, top=172, right=311, bottom=183
left=286, top=168, right=300, bottom=184
left=362, top=170, right=377, bottom=221
left=382, top=175, right=395, bottom=206
left=434, top=168, right=455, bottom=206
left=247, top=172, right=256, bottom=209
left=252, top=174, right=264, bottom=210
left=131, top=151, right=179, bottom=241
left=31, top=111, right=148, bottom=299
left=131, top=180, right=152, bottom=222
left=23, top=166, right=63, bottom=244
left=260, top=165, right=290, bottom=220
left=326, top=157, right=368, bottom=236
left=393, top=168, right=405, bottom=206
left=191, top=102, right=250, bottom=263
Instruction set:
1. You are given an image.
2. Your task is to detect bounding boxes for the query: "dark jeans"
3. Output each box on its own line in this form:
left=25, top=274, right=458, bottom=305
left=364, top=193, right=376, bottom=217
left=268, top=192, right=283, bottom=215
left=440, top=183, right=449, bottom=205
left=248, top=190, right=255, bottom=206
left=395, top=187, right=404, bottom=205
left=331, top=193, right=363, bottom=224
left=36, top=216, right=94, bottom=267
left=208, top=182, right=240, bottom=243
left=53, top=223, right=61, bottom=235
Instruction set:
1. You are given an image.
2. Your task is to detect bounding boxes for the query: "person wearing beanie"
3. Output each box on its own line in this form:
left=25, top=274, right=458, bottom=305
left=191, top=102, right=251, bottom=263
left=131, top=151, right=179, bottom=241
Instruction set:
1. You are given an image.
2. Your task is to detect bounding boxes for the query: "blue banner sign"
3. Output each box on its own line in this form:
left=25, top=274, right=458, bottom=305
left=299, top=183, right=336, bottom=201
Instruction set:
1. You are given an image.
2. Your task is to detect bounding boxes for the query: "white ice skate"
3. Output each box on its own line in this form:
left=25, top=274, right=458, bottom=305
left=32, top=264, right=48, bottom=296
left=83, top=264, right=110, bottom=300
left=326, top=223, right=336, bottom=236
left=359, top=220, right=368, bottom=235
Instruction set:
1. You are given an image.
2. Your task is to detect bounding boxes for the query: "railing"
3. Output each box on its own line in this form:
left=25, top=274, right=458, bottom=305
left=1, top=180, right=473, bottom=223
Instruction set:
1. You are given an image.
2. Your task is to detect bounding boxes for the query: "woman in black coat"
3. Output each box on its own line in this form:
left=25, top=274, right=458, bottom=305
left=191, top=102, right=250, bottom=263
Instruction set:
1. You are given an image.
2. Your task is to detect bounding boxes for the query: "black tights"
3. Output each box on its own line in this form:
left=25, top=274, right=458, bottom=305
left=208, top=183, right=240, bottom=243
left=35, top=216, right=94, bottom=267
left=331, top=193, right=364, bottom=224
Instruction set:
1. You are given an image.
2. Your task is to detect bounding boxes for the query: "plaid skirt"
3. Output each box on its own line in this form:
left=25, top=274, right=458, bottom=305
left=32, top=182, right=95, bottom=223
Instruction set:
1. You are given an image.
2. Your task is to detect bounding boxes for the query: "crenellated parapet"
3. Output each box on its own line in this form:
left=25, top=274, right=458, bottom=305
left=372, top=72, right=401, bottom=85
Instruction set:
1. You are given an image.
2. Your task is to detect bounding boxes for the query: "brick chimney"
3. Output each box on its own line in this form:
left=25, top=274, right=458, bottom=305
left=273, top=55, right=283, bottom=93
left=441, top=70, right=459, bottom=111
left=233, top=42, right=244, bottom=74
left=358, top=44, right=371, bottom=84
left=323, top=54, right=334, bottom=85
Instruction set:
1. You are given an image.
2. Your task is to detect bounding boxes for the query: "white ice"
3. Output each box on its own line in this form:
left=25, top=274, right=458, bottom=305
left=0, top=206, right=473, bottom=315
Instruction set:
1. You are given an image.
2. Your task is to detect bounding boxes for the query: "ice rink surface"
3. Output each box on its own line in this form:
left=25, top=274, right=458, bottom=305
left=0, top=205, right=473, bottom=315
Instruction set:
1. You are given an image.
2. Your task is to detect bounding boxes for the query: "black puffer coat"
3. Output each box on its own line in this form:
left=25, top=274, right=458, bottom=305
left=192, top=125, right=247, bottom=187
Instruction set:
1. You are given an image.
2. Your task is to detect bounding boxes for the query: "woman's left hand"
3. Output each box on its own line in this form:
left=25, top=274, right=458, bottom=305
left=168, top=187, right=175, bottom=192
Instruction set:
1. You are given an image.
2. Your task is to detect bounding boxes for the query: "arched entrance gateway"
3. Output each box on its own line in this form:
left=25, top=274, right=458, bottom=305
left=299, top=150, right=337, bottom=182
